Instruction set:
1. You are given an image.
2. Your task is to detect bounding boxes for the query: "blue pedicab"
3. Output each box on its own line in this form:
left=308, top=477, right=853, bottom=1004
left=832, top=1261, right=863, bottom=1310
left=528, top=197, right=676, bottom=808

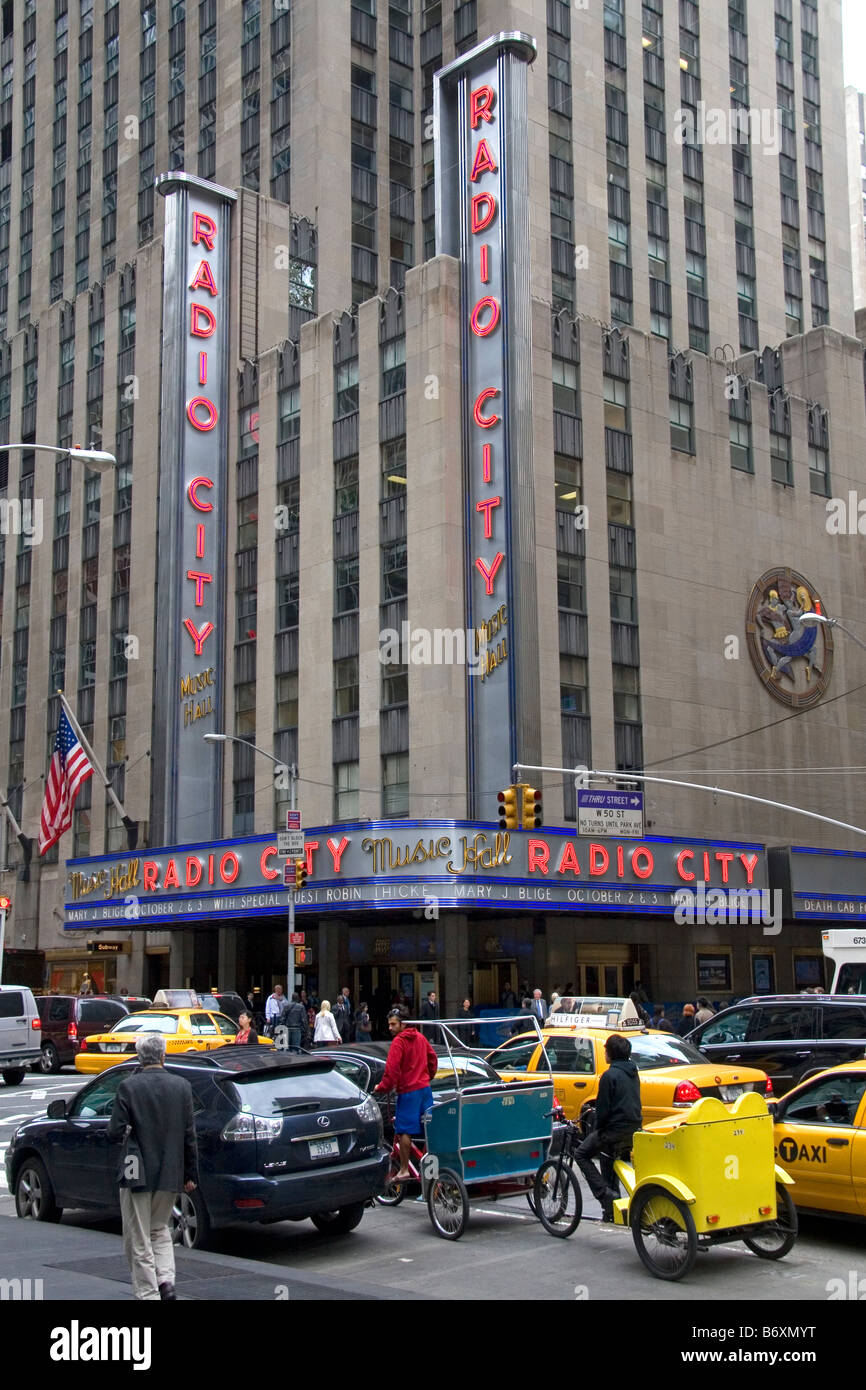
left=415, top=1017, right=555, bottom=1240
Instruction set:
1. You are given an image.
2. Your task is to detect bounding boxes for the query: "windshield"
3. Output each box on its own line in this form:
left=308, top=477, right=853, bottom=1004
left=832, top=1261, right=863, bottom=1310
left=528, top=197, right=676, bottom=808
left=106, top=1014, right=180, bottom=1035
left=629, top=1033, right=708, bottom=1070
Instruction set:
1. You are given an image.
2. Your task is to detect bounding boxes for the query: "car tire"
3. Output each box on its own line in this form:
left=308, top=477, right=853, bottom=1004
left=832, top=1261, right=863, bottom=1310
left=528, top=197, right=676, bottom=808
left=14, top=1158, right=63, bottom=1223
left=170, top=1187, right=212, bottom=1250
left=1, top=1069, right=25, bottom=1087
left=35, top=1043, right=61, bottom=1075
left=311, top=1202, right=366, bottom=1235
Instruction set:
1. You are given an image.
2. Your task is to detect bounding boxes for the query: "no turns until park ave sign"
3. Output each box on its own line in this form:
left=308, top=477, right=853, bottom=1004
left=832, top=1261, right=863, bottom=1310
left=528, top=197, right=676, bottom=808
left=578, top=790, right=644, bottom=838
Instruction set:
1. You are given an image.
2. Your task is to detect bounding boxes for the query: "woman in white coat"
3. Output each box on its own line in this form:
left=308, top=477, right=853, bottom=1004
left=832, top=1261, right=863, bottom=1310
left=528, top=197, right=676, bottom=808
left=314, top=999, right=341, bottom=1047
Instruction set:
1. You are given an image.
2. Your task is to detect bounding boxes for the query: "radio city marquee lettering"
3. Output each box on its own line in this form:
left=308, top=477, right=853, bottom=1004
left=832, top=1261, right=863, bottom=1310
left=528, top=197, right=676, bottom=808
left=64, top=827, right=768, bottom=927
left=436, top=35, right=541, bottom=819
left=152, top=173, right=237, bottom=844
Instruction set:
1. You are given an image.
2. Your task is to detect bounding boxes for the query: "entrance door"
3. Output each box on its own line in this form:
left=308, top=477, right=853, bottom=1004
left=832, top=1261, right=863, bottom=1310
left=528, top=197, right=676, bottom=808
left=472, top=961, right=517, bottom=1008
left=574, top=944, right=635, bottom=998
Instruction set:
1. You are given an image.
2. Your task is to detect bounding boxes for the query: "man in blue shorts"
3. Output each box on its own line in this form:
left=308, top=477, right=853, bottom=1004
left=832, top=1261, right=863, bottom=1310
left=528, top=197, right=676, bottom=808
left=374, top=1007, right=438, bottom=1178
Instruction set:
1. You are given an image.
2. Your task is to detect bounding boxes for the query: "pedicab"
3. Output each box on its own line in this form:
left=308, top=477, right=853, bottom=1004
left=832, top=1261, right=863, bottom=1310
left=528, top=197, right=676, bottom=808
left=412, top=1017, right=556, bottom=1239
left=608, top=1091, right=797, bottom=1280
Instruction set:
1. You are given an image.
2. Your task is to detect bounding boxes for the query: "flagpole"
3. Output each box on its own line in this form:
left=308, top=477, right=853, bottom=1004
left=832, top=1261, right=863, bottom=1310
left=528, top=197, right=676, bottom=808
left=57, top=691, right=139, bottom=851
left=1, top=788, right=35, bottom=882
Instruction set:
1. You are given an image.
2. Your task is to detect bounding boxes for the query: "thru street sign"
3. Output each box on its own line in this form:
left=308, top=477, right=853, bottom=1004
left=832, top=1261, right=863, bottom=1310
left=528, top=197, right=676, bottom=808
left=577, top=789, right=644, bottom=838
left=278, top=830, right=305, bottom=856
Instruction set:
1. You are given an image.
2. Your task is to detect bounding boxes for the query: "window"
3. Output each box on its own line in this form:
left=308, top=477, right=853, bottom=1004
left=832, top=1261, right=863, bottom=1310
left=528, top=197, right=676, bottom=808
left=381, top=337, right=406, bottom=398
left=730, top=418, right=752, bottom=473
left=820, top=1007, right=866, bottom=1042
left=277, top=384, right=300, bottom=442
left=335, top=457, right=358, bottom=514
left=606, top=469, right=632, bottom=524
left=557, top=555, right=584, bottom=613
left=239, top=408, right=259, bottom=458
left=289, top=258, right=315, bottom=311
left=770, top=430, right=792, bottom=486
left=382, top=662, right=408, bottom=706
left=382, top=752, right=408, bottom=816
left=554, top=455, right=581, bottom=509
left=560, top=655, right=588, bottom=714
left=335, top=359, right=359, bottom=418
left=234, top=683, right=257, bottom=737
left=603, top=375, right=628, bottom=431
left=608, top=217, right=629, bottom=266
left=277, top=574, right=298, bottom=629
left=609, top=565, right=636, bottom=623
left=334, top=761, right=359, bottom=820
left=237, top=495, right=258, bottom=550
left=275, top=673, right=298, bottom=729
left=781, top=1072, right=866, bottom=1128
left=809, top=444, right=829, bottom=497
left=686, top=253, right=705, bottom=295
left=612, top=664, right=640, bottom=722
left=750, top=1005, right=811, bottom=1042
left=335, top=558, right=359, bottom=614
left=669, top=397, right=693, bottom=453
left=552, top=358, right=579, bottom=415
left=382, top=540, right=407, bottom=600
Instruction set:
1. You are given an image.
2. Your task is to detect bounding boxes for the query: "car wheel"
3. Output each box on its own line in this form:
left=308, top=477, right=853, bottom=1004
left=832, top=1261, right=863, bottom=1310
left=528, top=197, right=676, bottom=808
left=170, top=1188, right=211, bottom=1250
left=311, top=1202, right=366, bottom=1235
left=1, top=1069, right=25, bottom=1087
left=743, top=1184, right=798, bottom=1260
left=14, top=1158, right=62, bottom=1223
left=37, top=1043, right=61, bottom=1075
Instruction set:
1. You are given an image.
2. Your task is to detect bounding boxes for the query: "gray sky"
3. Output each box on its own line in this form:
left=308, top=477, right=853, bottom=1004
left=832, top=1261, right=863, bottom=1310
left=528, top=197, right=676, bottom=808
left=843, top=0, right=866, bottom=91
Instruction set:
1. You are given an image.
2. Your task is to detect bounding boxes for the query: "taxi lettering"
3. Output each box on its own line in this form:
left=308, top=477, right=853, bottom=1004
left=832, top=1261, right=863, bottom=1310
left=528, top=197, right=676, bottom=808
left=776, top=1137, right=827, bottom=1164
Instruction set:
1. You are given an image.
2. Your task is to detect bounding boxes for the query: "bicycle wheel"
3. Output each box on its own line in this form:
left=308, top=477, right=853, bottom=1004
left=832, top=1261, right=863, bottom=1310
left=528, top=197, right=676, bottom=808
left=427, top=1168, right=469, bottom=1240
left=375, top=1153, right=408, bottom=1208
left=630, top=1185, right=697, bottom=1281
left=534, top=1161, right=582, bottom=1238
left=743, top=1184, right=798, bottom=1260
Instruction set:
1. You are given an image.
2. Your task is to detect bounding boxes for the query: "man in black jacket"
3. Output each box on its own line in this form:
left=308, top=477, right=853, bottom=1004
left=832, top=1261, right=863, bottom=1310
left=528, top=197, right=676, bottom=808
left=107, top=1032, right=199, bottom=1301
left=280, top=992, right=309, bottom=1052
left=574, top=1033, right=642, bottom=1222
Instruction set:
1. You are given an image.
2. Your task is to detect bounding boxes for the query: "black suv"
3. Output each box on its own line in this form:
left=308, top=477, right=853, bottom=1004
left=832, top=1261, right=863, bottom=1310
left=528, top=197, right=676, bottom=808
left=32, top=995, right=129, bottom=1073
left=689, top=994, right=866, bottom=1095
left=7, top=1049, right=389, bottom=1248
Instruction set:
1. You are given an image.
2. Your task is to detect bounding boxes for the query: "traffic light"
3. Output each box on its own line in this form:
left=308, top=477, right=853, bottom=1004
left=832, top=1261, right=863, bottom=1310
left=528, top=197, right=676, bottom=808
left=294, top=946, right=313, bottom=966
left=522, top=786, right=543, bottom=829
left=294, top=859, right=308, bottom=891
left=498, top=786, right=519, bottom=830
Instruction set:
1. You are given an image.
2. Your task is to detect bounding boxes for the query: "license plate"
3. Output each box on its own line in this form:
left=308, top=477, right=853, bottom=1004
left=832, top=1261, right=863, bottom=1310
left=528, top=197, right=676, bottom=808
left=309, top=1137, right=339, bottom=1160
left=720, top=1085, right=743, bottom=1102
left=103, top=1044, right=125, bottom=1053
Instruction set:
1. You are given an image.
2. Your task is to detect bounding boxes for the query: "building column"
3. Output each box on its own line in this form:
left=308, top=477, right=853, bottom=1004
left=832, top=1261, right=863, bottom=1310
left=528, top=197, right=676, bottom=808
left=126, top=934, right=146, bottom=994
left=169, top=931, right=195, bottom=988
left=440, top=912, right=469, bottom=1017
left=218, top=926, right=238, bottom=993
left=318, top=916, right=341, bottom=1000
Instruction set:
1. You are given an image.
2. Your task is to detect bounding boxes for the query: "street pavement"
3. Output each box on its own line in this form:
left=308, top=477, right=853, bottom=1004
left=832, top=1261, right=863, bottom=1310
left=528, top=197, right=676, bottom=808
left=2, top=1071, right=866, bottom=1301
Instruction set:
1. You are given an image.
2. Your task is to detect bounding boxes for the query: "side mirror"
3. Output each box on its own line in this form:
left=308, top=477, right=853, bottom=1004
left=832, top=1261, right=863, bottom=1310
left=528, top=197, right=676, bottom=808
left=47, top=1098, right=67, bottom=1120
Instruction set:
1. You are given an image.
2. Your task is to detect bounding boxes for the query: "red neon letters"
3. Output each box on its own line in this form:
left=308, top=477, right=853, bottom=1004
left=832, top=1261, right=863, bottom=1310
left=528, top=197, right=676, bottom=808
left=183, top=206, right=221, bottom=661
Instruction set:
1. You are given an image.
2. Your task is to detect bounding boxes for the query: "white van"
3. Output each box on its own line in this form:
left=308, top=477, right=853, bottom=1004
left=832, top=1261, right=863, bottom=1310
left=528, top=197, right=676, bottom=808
left=821, top=929, right=866, bottom=994
left=0, top=984, right=41, bottom=1084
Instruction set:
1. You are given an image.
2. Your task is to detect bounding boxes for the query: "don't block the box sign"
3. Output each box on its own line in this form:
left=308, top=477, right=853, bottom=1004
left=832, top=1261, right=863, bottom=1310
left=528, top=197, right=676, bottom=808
left=152, top=173, right=237, bottom=845
left=435, top=33, right=541, bottom=821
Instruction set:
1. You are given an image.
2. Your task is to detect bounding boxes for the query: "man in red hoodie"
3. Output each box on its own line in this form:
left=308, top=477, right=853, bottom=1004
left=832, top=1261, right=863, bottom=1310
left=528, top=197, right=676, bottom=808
left=374, top=1008, right=438, bottom=1178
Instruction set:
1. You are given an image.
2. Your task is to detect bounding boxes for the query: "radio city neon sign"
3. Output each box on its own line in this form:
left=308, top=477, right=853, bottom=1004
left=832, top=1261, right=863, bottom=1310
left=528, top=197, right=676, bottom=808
left=184, top=210, right=220, bottom=659
left=468, top=83, right=504, bottom=600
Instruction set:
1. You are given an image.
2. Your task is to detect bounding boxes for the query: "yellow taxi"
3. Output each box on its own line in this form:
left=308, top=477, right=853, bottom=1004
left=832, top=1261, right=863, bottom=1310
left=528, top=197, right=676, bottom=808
left=771, top=1062, right=866, bottom=1218
left=485, top=1022, right=771, bottom=1130
left=74, top=1008, right=272, bottom=1074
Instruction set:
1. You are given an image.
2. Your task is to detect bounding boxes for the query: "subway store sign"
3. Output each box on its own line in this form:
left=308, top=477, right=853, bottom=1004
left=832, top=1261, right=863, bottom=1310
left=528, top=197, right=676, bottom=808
left=64, top=824, right=767, bottom=927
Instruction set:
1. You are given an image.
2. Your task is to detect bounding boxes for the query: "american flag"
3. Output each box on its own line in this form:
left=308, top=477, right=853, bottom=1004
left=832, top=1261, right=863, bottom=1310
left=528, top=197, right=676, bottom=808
left=38, top=710, right=94, bottom=854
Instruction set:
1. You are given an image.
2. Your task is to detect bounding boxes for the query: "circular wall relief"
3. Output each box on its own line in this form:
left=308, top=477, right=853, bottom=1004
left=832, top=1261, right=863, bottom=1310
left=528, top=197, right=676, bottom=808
left=745, top=567, right=833, bottom=708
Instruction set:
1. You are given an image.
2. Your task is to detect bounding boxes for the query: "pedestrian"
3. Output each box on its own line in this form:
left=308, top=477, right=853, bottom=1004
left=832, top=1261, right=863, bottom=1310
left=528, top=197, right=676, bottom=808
left=458, top=997, right=478, bottom=1046
left=694, top=997, right=715, bottom=1026
left=313, top=999, right=341, bottom=1047
left=512, top=997, right=535, bottom=1035
left=107, top=1032, right=199, bottom=1301
left=500, top=981, right=518, bottom=1010
left=264, top=984, right=285, bottom=1036
left=629, top=990, right=651, bottom=1027
left=373, top=1008, right=438, bottom=1179
left=354, top=1002, right=372, bottom=1042
left=79, top=974, right=94, bottom=996
left=531, top=988, right=548, bottom=1024
left=654, top=1006, right=674, bottom=1033
left=235, top=1011, right=259, bottom=1045
left=549, top=991, right=562, bottom=1017
left=279, top=992, right=308, bottom=1052
left=120, top=987, right=129, bottom=998
left=420, top=989, right=441, bottom=1044
left=675, top=1002, right=697, bottom=1037
left=574, top=1033, right=642, bottom=1222
left=333, top=986, right=353, bottom=1042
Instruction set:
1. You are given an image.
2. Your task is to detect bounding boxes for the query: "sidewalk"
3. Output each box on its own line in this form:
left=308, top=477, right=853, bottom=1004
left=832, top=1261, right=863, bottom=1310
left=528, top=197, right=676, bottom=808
left=0, top=1214, right=428, bottom=1301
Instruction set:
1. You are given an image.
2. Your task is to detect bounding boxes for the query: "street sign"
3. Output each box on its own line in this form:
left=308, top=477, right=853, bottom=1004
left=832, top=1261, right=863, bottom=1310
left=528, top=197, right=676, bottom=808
left=289, top=932, right=305, bottom=945
left=283, top=861, right=293, bottom=887
left=286, top=810, right=302, bottom=831
left=577, top=789, right=644, bottom=838
left=278, top=831, right=305, bottom=856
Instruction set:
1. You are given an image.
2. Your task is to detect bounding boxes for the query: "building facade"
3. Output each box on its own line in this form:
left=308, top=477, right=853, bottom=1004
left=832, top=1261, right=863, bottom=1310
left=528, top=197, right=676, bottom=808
left=1, top=0, right=865, bottom=1011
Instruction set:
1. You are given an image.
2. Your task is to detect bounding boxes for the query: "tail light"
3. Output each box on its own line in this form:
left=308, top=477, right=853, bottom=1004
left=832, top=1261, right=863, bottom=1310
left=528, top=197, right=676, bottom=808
left=78, top=1038, right=87, bottom=1051
left=31, top=1018, right=41, bottom=1030
left=67, top=1022, right=78, bottom=1040
left=764, top=1078, right=774, bottom=1097
left=673, top=1079, right=702, bottom=1105
left=221, top=1112, right=283, bottom=1142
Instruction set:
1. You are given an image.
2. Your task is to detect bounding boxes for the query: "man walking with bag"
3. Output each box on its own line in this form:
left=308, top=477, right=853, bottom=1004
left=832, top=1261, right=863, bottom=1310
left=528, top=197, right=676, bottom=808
left=108, top=1032, right=199, bottom=1301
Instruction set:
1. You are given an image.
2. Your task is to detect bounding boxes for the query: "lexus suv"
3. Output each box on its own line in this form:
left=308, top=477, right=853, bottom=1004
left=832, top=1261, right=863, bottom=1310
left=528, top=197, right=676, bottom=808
left=7, top=1049, right=389, bottom=1247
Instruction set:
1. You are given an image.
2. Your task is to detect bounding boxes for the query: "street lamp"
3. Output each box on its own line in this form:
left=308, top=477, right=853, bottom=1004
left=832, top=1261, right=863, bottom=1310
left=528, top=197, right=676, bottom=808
left=3, top=443, right=117, bottom=472
left=799, top=610, right=866, bottom=654
left=203, top=733, right=299, bottom=992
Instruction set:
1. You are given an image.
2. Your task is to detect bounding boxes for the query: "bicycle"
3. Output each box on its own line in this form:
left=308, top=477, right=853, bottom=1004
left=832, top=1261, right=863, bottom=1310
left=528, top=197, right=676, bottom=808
left=532, top=1106, right=584, bottom=1238
left=374, top=1132, right=426, bottom=1207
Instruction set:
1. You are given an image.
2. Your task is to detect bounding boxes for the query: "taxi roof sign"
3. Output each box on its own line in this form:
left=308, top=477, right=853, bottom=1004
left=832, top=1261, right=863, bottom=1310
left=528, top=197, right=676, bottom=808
left=548, top=996, right=643, bottom=1030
